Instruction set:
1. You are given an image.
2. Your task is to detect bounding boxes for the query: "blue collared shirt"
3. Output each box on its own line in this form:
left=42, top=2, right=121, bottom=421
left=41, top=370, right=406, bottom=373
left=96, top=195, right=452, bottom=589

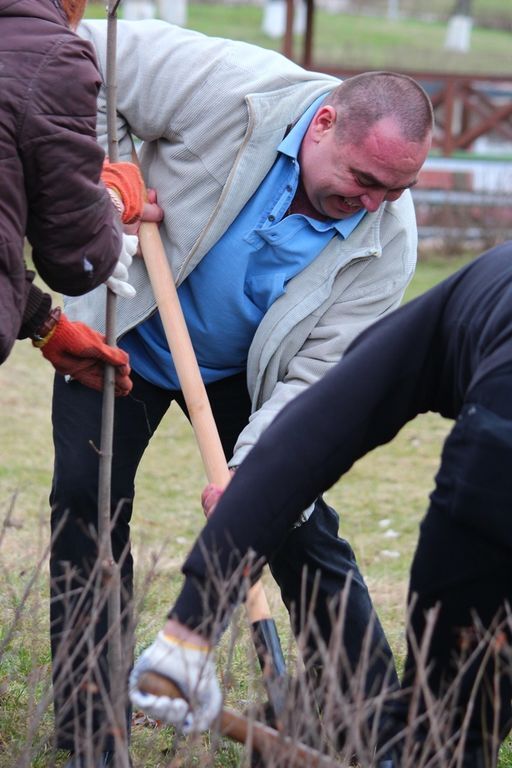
left=121, top=95, right=366, bottom=388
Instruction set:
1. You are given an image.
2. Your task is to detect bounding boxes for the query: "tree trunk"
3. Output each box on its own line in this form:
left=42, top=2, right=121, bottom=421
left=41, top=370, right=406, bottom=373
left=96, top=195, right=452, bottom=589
left=444, top=0, right=473, bottom=52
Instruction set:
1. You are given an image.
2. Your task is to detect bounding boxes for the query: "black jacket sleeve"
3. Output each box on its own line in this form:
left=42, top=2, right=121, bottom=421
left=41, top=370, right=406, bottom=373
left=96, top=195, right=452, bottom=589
left=18, top=275, right=52, bottom=339
left=171, top=278, right=452, bottom=635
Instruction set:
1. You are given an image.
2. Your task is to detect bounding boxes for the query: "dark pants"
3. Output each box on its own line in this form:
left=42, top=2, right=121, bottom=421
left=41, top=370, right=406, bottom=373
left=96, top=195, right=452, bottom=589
left=50, top=370, right=397, bottom=751
left=386, top=368, right=512, bottom=767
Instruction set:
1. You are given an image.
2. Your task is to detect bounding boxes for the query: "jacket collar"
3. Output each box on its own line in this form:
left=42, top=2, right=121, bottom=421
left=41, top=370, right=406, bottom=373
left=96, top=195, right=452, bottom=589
left=182, top=81, right=339, bottom=276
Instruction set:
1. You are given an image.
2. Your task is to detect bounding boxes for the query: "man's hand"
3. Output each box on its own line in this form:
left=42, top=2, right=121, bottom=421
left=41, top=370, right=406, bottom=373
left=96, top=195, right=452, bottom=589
left=33, top=310, right=132, bottom=396
left=123, top=187, right=164, bottom=237
left=201, top=469, right=236, bottom=518
left=129, top=626, right=222, bottom=733
left=106, top=233, right=138, bottom=299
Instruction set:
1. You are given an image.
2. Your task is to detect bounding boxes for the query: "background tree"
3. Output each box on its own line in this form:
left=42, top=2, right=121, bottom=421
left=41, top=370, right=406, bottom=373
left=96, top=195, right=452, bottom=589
left=445, top=0, right=473, bottom=52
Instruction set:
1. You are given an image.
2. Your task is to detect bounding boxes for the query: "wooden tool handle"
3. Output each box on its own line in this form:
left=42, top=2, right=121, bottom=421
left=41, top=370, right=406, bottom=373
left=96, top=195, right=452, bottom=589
left=138, top=222, right=231, bottom=487
left=138, top=221, right=273, bottom=623
left=137, top=671, right=342, bottom=768
left=138, top=670, right=258, bottom=743
left=136, top=184, right=288, bottom=722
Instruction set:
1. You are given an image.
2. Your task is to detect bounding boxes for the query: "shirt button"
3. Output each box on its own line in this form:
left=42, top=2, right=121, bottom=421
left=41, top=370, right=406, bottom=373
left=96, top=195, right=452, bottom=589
left=268, top=214, right=275, bottom=222
left=286, top=185, right=292, bottom=192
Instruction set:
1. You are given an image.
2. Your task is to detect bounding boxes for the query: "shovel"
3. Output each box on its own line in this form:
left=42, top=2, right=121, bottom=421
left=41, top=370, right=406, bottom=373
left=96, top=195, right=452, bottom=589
left=138, top=670, right=344, bottom=768
left=137, top=206, right=288, bottom=723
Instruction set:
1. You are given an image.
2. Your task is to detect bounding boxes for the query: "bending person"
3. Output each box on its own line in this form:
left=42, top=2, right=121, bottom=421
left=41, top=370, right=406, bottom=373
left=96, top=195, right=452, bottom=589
left=133, top=241, right=512, bottom=768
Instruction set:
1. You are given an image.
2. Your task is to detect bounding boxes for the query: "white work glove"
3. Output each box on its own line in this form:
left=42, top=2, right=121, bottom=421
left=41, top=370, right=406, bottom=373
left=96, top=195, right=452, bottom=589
left=129, top=631, right=222, bottom=733
left=106, top=234, right=138, bottom=299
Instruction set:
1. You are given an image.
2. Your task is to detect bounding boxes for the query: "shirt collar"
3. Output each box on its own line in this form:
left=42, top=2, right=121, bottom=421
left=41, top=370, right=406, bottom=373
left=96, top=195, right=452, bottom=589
left=277, top=94, right=327, bottom=160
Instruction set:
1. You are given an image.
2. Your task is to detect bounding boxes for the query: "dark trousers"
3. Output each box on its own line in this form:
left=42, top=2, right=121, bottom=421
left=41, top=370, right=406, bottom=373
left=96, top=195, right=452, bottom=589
left=386, top=368, right=512, bottom=767
left=50, top=370, right=397, bottom=751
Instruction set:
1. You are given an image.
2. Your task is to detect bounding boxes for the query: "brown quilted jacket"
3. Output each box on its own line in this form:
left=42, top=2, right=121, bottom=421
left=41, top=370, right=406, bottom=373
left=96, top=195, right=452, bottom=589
left=0, top=0, right=122, bottom=362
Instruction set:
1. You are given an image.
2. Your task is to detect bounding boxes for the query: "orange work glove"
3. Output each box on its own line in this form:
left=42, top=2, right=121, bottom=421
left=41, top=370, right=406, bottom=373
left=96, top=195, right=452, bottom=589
left=33, top=308, right=132, bottom=396
left=101, top=159, right=146, bottom=224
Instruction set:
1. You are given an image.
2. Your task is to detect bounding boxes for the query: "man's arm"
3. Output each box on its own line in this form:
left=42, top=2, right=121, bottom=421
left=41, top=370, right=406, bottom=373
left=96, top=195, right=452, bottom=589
left=129, top=277, right=450, bottom=728
left=78, top=19, right=253, bottom=160
left=175, top=276, right=449, bottom=633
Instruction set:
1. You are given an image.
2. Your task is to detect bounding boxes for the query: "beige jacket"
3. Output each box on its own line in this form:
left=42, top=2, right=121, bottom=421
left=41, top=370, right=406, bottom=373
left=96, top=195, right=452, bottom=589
left=70, top=20, right=418, bottom=465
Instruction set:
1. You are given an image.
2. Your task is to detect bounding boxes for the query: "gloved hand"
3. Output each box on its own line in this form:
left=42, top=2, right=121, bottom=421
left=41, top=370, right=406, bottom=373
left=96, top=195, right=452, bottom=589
left=33, top=309, right=132, bottom=396
left=129, top=631, right=222, bottom=733
left=106, top=233, right=138, bottom=299
left=101, top=159, right=146, bottom=224
left=201, top=469, right=236, bottom=518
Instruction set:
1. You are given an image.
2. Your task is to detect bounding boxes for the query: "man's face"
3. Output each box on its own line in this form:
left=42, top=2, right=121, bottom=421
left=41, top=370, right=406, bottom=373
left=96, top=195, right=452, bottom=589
left=299, top=107, right=431, bottom=220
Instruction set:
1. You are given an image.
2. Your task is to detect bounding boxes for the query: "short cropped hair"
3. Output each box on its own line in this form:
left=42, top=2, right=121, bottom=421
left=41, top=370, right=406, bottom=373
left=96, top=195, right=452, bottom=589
left=326, top=71, right=434, bottom=145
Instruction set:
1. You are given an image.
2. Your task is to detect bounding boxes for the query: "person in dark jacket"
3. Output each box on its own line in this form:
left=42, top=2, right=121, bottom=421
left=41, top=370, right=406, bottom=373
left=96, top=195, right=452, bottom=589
left=131, top=240, right=512, bottom=768
left=0, top=0, right=161, bottom=394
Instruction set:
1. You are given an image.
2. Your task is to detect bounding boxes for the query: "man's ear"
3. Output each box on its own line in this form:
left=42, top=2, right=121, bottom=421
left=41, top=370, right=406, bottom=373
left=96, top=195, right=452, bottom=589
left=310, top=105, right=337, bottom=139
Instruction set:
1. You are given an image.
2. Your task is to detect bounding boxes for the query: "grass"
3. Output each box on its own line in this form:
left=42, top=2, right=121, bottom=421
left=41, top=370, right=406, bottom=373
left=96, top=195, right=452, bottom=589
left=7, top=250, right=512, bottom=766
left=404, top=253, right=472, bottom=300
left=84, top=2, right=512, bottom=76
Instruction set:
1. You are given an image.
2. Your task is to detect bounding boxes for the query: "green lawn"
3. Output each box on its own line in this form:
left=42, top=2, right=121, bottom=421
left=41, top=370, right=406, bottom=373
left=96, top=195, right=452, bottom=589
left=85, top=2, right=512, bottom=76
left=4, top=253, right=501, bottom=767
